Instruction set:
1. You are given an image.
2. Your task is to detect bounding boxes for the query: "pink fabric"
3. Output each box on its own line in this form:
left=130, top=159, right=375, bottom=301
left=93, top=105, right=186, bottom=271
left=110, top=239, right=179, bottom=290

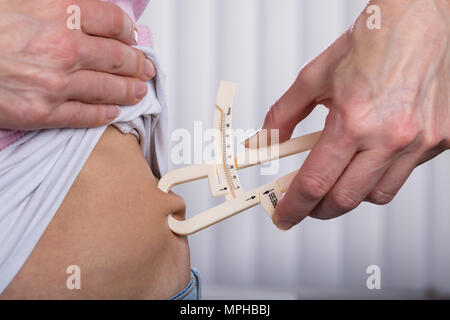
left=107, top=0, right=150, bottom=22
left=0, top=130, right=27, bottom=150
left=107, top=0, right=153, bottom=46
left=136, top=24, right=153, bottom=47
left=0, top=0, right=151, bottom=151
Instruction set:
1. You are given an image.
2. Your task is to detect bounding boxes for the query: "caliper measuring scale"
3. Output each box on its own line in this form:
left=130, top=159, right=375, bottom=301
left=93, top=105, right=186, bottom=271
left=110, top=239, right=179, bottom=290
left=158, top=81, right=322, bottom=235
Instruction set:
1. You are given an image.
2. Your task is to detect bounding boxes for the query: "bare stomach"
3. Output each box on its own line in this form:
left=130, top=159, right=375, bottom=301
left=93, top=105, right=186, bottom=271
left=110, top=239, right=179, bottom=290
left=1, top=126, right=190, bottom=299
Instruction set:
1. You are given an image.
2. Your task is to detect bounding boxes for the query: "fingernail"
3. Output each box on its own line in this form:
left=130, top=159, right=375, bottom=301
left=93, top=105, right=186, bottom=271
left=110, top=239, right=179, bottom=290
left=241, top=129, right=261, bottom=149
left=133, top=27, right=139, bottom=46
left=106, top=106, right=120, bottom=121
left=275, top=220, right=295, bottom=231
left=136, top=82, right=147, bottom=99
left=145, top=58, right=156, bottom=79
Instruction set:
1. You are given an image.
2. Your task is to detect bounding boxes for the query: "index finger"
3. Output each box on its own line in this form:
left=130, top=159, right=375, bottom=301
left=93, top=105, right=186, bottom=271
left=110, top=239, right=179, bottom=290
left=273, top=122, right=357, bottom=230
left=79, top=0, right=136, bottom=46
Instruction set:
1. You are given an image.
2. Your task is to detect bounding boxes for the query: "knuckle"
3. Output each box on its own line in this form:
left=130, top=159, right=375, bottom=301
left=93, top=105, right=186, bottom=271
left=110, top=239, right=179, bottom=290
left=94, top=81, right=111, bottom=102
left=66, top=102, right=102, bottom=127
left=330, top=189, right=360, bottom=212
left=72, top=102, right=100, bottom=126
left=67, top=101, right=83, bottom=123
left=37, top=31, right=80, bottom=69
left=297, top=174, right=329, bottom=201
left=264, top=101, right=294, bottom=137
left=367, top=189, right=395, bottom=205
left=266, top=102, right=281, bottom=125
left=93, top=106, right=108, bottom=126
left=124, top=79, right=137, bottom=102
left=418, top=130, right=443, bottom=151
left=27, top=101, right=51, bottom=126
left=385, top=121, right=418, bottom=152
left=110, top=6, right=126, bottom=37
left=135, top=51, right=147, bottom=76
left=110, top=46, right=126, bottom=71
left=339, top=105, right=373, bottom=140
left=39, top=71, right=68, bottom=94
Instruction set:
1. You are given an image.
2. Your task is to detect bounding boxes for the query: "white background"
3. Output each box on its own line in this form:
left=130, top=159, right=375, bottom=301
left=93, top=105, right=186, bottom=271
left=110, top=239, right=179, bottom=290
left=142, top=0, right=450, bottom=299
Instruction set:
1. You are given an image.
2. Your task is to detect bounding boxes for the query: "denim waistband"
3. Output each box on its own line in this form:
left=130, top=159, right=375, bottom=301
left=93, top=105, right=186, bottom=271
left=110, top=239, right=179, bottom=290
left=169, top=268, right=201, bottom=300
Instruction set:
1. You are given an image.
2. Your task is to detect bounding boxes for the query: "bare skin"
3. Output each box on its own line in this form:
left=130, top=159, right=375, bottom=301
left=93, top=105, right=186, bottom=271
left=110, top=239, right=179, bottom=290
left=1, top=126, right=190, bottom=299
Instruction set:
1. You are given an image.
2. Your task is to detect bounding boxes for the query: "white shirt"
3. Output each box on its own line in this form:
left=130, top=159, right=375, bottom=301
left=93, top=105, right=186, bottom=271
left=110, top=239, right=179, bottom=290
left=0, top=47, right=168, bottom=293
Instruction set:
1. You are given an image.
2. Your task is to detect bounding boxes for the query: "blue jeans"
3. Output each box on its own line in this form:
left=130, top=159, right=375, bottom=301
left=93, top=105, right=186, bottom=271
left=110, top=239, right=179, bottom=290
left=169, top=268, right=201, bottom=300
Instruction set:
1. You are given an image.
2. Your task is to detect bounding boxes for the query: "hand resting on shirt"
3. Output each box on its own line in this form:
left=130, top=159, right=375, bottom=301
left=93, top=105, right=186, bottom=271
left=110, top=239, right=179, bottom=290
left=0, top=0, right=156, bottom=129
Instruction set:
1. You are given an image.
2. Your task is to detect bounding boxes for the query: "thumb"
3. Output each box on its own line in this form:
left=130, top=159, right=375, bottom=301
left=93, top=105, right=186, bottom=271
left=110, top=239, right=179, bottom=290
left=258, top=31, right=351, bottom=144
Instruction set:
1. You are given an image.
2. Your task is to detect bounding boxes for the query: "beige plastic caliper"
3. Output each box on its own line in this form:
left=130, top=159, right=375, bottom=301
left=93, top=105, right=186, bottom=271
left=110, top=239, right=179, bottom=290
left=158, top=81, right=322, bottom=235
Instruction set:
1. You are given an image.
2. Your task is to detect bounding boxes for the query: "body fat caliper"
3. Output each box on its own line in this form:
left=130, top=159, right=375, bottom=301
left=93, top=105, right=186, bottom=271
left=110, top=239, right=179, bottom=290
left=158, top=81, right=322, bottom=235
